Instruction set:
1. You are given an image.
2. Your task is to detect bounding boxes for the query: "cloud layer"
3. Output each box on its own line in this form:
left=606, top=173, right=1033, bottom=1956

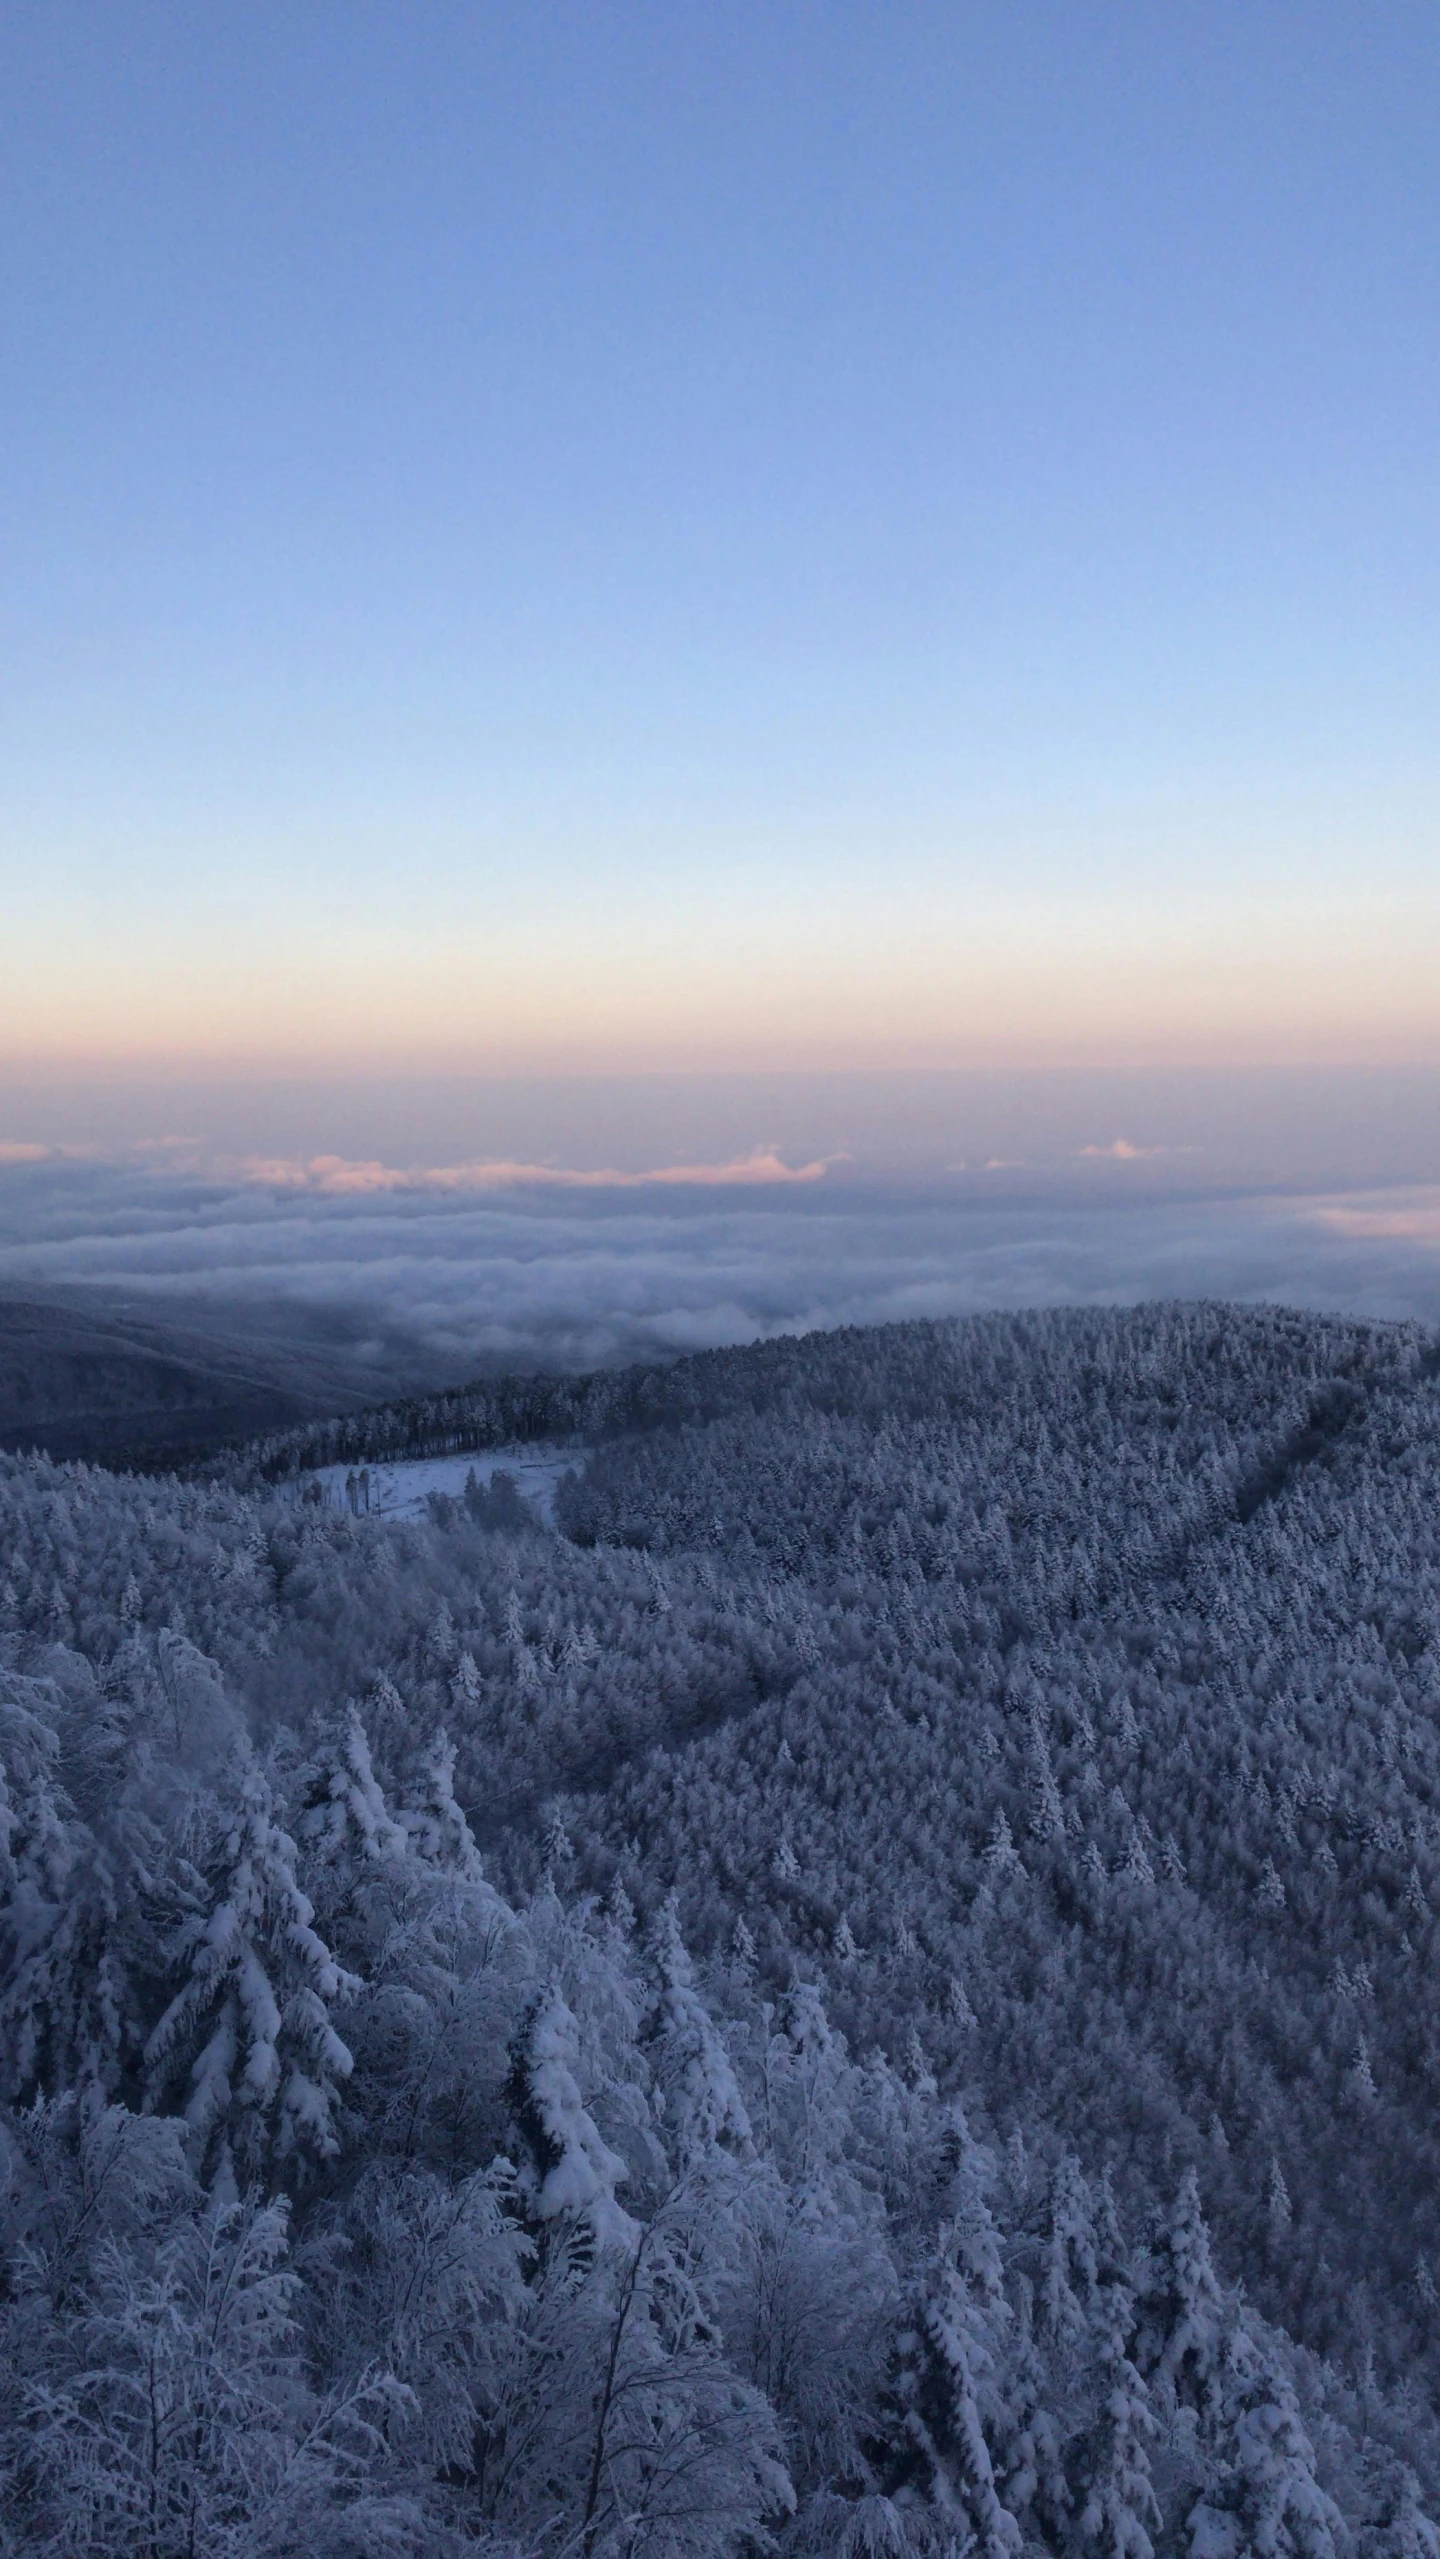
left=1, top=1139, right=1438, bottom=1384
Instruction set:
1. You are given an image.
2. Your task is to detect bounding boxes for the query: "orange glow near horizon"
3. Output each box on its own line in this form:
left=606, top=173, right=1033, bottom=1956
left=4, top=887, right=1438, bottom=1078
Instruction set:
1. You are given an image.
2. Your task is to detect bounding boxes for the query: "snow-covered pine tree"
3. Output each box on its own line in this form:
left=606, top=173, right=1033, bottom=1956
left=876, top=2216, right=1022, bottom=2557
left=449, top=1649, right=483, bottom=1717
left=296, top=1704, right=409, bottom=1893
left=1040, top=2149, right=1100, bottom=2353
left=1077, top=2286, right=1162, bottom=2559
left=506, top=1979, right=638, bottom=2251
left=1361, top=2460, right=1440, bottom=2559
left=400, top=1726, right=486, bottom=1881
left=1267, top=2155, right=1293, bottom=2260
left=1189, top=2321, right=1343, bottom=2559
left=763, top=1977, right=857, bottom=2218
left=143, top=1745, right=357, bottom=2181
left=646, top=1893, right=753, bottom=2173
left=0, top=1667, right=153, bottom=2109
left=1131, top=2169, right=1227, bottom=2421
left=997, top=2300, right=1070, bottom=2553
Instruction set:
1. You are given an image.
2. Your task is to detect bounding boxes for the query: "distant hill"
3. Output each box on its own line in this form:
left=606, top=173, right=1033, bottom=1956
left=0, top=1287, right=455, bottom=1467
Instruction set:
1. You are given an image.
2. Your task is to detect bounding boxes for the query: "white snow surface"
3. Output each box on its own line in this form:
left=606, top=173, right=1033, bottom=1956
left=295, top=1444, right=577, bottom=1526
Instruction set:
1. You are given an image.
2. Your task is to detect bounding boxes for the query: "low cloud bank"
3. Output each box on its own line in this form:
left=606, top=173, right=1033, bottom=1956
left=1, top=1143, right=1438, bottom=1383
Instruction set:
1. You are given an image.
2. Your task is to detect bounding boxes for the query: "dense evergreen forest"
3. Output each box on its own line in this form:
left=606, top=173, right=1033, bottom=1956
left=5, top=1302, right=1440, bottom=2556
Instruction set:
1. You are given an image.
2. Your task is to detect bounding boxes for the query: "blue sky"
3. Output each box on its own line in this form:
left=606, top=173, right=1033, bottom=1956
left=3, top=2, right=1439, bottom=1068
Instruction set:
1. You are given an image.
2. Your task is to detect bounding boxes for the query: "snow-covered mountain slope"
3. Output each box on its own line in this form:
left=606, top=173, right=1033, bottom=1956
left=3, top=1302, right=1440, bottom=2553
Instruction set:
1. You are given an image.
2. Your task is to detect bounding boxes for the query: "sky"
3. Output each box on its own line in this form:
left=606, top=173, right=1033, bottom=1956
left=4, top=1, right=1439, bottom=1077
left=4, top=6, right=1440, bottom=1362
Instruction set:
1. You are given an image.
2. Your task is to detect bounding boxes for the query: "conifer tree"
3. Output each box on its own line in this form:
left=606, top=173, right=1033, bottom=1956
left=1361, top=2462, right=1440, bottom=2559
left=144, top=1747, right=357, bottom=2180
left=1077, top=2287, right=1162, bottom=2559
left=877, top=2219, right=1022, bottom=2556
left=646, top=1894, right=753, bottom=2172
left=0, top=1671, right=141, bottom=2106
left=296, top=1704, right=409, bottom=1880
left=401, top=1727, right=486, bottom=1880
left=1041, top=2150, right=1100, bottom=2353
left=1189, top=2322, right=1343, bottom=2559
left=506, top=1980, right=638, bottom=2249
left=1131, top=2171, right=1227, bottom=2421
left=998, top=2303, right=1070, bottom=2550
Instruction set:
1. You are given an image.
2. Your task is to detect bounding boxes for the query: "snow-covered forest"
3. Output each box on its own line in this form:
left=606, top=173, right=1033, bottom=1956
left=5, top=1301, right=1440, bottom=2556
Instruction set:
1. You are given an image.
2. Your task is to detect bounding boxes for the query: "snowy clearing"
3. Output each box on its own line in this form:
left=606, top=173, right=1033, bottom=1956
left=291, top=1443, right=579, bottom=1526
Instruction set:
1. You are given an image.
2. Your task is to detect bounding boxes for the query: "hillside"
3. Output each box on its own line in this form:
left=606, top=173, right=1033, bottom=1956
left=0, top=1287, right=457, bottom=1467
left=4, top=1301, right=1440, bottom=2554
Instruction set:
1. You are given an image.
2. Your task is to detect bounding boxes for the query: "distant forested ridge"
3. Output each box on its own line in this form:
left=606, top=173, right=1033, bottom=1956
left=0, top=1289, right=455, bottom=1471
left=5, top=1302, right=1440, bottom=2555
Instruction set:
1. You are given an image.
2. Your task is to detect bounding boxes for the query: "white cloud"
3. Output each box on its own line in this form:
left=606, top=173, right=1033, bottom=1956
left=1, top=1149, right=1438, bottom=1386
left=235, top=1148, right=835, bottom=1195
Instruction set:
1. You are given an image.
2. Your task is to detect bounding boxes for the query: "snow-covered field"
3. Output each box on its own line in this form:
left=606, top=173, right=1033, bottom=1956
left=293, top=1443, right=578, bottom=1526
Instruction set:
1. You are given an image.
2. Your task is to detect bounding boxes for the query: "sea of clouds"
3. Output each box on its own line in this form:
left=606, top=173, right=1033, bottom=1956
left=2, top=1103, right=1439, bottom=1384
